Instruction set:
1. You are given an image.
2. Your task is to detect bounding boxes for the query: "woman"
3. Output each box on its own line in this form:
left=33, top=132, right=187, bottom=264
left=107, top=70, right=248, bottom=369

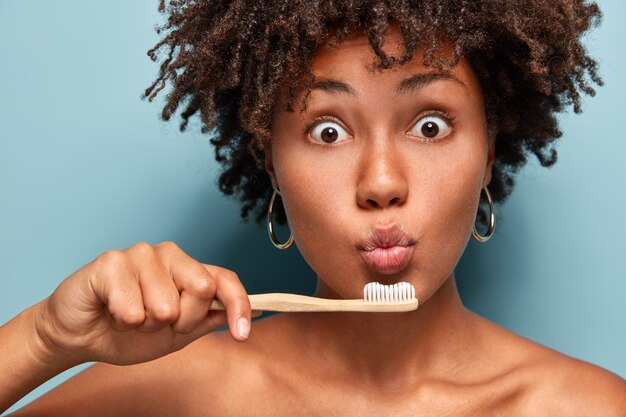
left=1, top=0, right=625, bottom=415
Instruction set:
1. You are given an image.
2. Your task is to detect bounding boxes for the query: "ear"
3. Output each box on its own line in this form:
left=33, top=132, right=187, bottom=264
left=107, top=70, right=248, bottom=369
left=482, top=138, right=495, bottom=188
left=264, top=143, right=278, bottom=190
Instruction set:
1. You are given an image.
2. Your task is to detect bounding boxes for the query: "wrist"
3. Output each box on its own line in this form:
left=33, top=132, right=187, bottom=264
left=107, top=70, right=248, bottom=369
left=29, top=298, right=85, bottom=370
left=0, top=300, right=81, bottom=413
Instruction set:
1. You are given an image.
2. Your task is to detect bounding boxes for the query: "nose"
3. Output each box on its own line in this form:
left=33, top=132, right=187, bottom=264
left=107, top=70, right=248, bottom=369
left=356, top=138, right=409, bottom=210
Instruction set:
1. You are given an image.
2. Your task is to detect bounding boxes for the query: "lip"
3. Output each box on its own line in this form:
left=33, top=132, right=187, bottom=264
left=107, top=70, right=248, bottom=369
left=357, top=224, right=416, bottom=275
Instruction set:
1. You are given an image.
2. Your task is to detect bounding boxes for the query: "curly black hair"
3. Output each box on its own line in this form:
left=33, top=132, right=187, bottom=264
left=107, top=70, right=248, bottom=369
left=144, top=0, right=602, bottom=227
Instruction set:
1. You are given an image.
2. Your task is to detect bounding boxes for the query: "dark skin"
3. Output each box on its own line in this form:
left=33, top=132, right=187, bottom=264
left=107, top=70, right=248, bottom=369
left=264, top=27, right=493, bottom=390
left=4, top=26, right=626, bottom=417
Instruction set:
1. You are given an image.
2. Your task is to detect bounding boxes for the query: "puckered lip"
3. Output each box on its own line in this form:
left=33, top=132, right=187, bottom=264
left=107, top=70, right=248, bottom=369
left=356, top=223, right=417, bottom=251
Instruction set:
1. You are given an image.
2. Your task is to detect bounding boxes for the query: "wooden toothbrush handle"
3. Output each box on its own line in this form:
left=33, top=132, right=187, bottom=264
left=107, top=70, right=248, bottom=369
left=209, top=293, right=418, bottom=312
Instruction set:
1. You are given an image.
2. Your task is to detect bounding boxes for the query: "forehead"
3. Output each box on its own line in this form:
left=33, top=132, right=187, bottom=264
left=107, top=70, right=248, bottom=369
left=307, top=26, right=480, bottom=97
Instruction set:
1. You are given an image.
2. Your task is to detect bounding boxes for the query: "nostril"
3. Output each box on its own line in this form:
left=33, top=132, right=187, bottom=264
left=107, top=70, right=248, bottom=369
left=367, top=199, right=379, bottom=208
left=390, top=197, right=400, bottom=205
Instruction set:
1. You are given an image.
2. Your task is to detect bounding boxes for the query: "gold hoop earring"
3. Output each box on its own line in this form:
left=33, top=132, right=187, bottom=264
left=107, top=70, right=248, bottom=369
left=267, top=188, right=294, bottom=250
left=472, top=186, right=496, bottom=243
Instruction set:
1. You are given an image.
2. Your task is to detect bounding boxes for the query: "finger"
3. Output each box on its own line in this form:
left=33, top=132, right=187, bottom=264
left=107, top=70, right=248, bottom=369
left=155, top=243, right=218, bottom=334
left=92, top=250, right=146, bottom=332
left=171, top=290, right=212, bottom=334
left=203, top=264, right=252, bottom=342
left=152, top=242, right=252, bottom=341
left=171, top=310, right=229, bottom=350
left=128, top=243, right=181, bottom=333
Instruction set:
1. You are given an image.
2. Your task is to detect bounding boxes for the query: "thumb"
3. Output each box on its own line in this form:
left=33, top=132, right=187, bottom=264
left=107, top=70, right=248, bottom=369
left=171, top=310, right=229, bottom=348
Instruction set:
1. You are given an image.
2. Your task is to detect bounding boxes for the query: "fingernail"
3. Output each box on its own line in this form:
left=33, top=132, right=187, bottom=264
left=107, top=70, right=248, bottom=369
left=237, top=317, right=250, bottom=339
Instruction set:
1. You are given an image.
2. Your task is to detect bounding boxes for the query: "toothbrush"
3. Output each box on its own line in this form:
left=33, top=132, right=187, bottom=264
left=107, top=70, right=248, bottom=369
left=209, top=282, right=418, bottom=312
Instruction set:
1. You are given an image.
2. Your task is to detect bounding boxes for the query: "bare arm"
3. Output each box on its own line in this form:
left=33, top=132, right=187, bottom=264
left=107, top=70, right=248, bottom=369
left=5, top=341, right=208, bottom=417
left=1, top=241, right=255, bottom=416
left=0, top=300, right=80, bottom=415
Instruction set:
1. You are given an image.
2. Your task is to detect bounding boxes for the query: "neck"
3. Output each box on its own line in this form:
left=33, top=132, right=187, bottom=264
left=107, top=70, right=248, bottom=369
left=294, top=273, right=478, bottom=389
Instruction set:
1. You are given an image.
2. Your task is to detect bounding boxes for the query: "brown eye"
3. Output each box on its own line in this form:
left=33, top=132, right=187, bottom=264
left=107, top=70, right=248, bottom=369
left=321, top=127, right=338, bottom=143
left=310, top=121, right=349, bottom=144
left=410, top=115, right=451, bottom=141
left=422, top=121, right=439, bottom=138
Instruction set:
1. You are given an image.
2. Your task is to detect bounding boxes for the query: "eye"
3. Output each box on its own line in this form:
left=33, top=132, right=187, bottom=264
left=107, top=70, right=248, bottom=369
left=409, top=114, right=452, bottom=141
left=309, top=120, right=350, bottom=144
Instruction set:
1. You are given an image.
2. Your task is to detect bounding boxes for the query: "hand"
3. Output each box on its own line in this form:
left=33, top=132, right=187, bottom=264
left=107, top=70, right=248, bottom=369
left=34, top=241, right=255, bottom=366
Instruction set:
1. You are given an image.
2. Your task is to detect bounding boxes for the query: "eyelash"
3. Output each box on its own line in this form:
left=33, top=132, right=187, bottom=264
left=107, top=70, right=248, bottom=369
left=303, top=110, right=457, bottom=143
left=302, top=116, right=347, bottom=137
left=411, top=110, right=456, bottom=143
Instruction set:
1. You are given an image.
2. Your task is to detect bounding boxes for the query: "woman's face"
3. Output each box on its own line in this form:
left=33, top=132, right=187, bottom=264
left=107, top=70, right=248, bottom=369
left=267, top=28, right=494, bottom=303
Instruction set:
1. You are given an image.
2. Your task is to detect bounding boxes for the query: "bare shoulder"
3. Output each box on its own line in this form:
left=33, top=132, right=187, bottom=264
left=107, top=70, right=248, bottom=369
left=7, top=337, right=213, bottom=416
left=8, top=326, right=265, bottom=417
left=182, top=320, right=275, bottom=388
left=524, top=350, right=626, bottom=416
left=470, top=312, right=626, bottom=416
left=177, top=315, right=292, bottom=415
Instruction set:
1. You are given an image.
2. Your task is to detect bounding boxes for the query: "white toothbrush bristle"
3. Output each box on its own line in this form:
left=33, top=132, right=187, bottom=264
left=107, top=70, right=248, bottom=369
left=363, top=282, right=416, bottom=303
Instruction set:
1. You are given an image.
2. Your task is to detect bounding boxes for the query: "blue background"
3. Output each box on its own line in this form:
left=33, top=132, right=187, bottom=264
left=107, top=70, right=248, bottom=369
left=1, top=0, right=624, bottom=413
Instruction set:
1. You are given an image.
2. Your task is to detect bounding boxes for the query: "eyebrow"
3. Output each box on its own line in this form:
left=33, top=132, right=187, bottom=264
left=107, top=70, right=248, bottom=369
left=396, top=72, right=466, bottom=95
left=310, top=79, right=357, bottom=96
left=310, top=72, right=466, bottom=97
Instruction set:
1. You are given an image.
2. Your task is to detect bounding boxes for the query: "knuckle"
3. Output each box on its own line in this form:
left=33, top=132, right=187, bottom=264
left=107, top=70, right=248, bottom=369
left=192, top=277, right=216, bottom=298
left=130, top=241, right=155, bottom=257
left=220, top=270, right=240, bottom=283
left=152, top=303, right=179, bottom=322
left=97, top=250, right=127, bottom=271
left=155, top=240, right=180, bottom=252
left=119, top=308, right=145, bottom=326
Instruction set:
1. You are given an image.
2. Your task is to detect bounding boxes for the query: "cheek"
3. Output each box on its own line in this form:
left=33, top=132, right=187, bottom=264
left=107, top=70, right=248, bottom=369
left=275, top=149, right=352, bottom=240
left=412, top=142, right=486, bottom=281
left=272, top=145, right=360, bottom=279
left=430, top=151, right=484, bottom=230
